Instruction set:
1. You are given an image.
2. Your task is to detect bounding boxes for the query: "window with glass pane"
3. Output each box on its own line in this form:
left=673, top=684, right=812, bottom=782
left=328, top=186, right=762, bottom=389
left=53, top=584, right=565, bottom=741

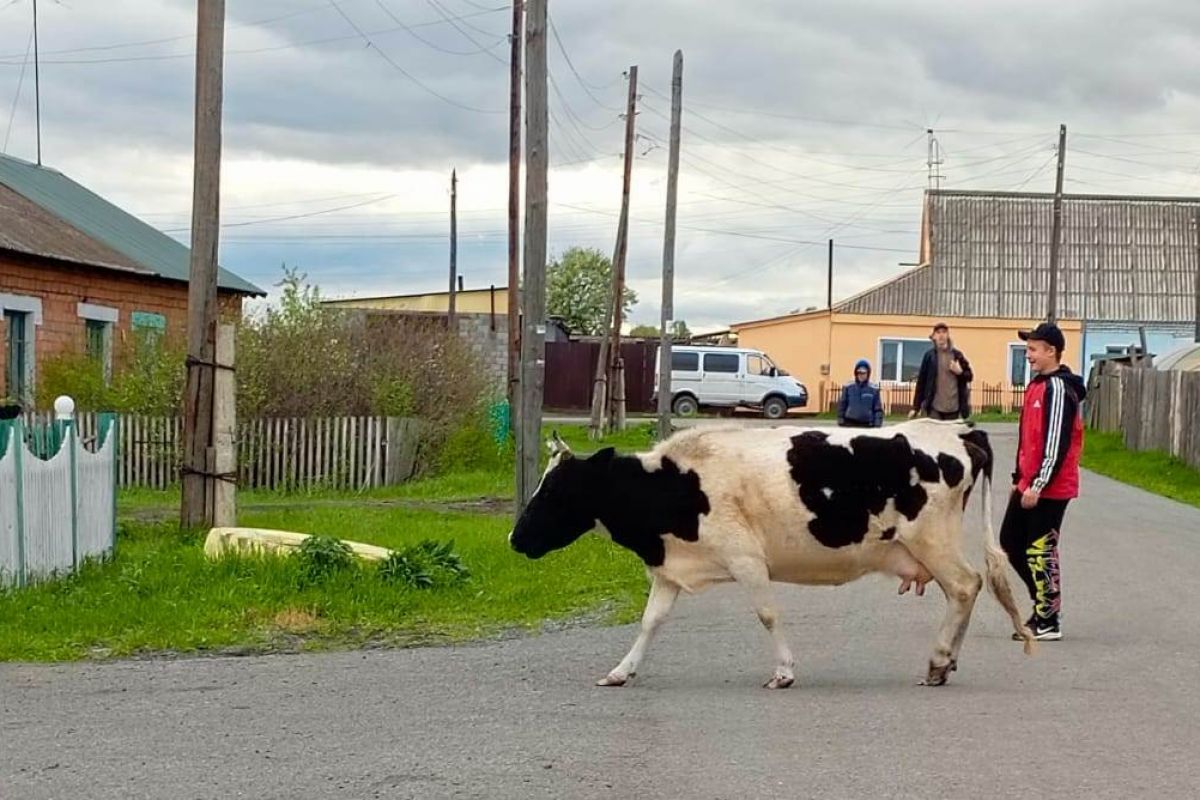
left=703, top=353, right=740, bottom=373
left=881, top=341, right=899, bottom=381
left=672, top=351, right=699, bottom=371
left=747, top=355, right=768, bottom=375
left=900, top=342, right=929, bottom=382
left=4, top=310, right=29, bottom=400
left=86, top=319, right=107, bottom=361
left=1009, top=345, right=1028, bottom=386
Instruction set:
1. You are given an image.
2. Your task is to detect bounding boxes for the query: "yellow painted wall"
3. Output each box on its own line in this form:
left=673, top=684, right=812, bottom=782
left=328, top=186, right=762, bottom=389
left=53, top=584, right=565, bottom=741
left=735, top=312, right=1083, bottom=398
left=325, top=288, right=508, bottom=314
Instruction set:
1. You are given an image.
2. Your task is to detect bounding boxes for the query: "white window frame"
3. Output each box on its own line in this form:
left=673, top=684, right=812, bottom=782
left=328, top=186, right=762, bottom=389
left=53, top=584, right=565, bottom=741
left=877, top=337, right=933, bottom=384
left=78, top=303, right=119, bottom=383
left=1007, top=341, right=1032, bottom=387
left=1, top=293, right=42, bottom=403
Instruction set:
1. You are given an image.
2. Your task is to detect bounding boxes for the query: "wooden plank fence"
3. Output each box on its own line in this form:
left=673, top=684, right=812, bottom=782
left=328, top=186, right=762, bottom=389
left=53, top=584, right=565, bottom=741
left=1088, top=364, right=1200, bottom=470
left=22, top=413, right=421, bottom=490
left=819, top=382, right=1027, bottom=415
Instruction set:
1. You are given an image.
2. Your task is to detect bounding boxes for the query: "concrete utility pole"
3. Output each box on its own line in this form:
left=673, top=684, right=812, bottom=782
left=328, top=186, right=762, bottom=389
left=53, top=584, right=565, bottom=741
left=1047, top=123, right=1067, bottom=323
left=506, top=0, right=523, bottom=410
left=448, top=168, right=458, bottom=331
left=827, top=239, right=834, bottom=309
left=1194, top=208, right=1200, bottom=344
left=181, top=0, right=226, bottom=529
left=516, top=0, right=548, bottom=514
left=657, top=51, right=683, bottom=442
left=32, top=0, right=42, bottom=165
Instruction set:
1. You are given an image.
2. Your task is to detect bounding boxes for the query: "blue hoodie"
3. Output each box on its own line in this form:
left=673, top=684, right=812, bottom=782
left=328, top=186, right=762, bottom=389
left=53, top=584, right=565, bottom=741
left=838, top=359, right=883, bottom=427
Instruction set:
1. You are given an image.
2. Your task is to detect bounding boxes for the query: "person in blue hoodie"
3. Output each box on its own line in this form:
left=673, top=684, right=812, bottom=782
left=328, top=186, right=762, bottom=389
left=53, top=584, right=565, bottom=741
left=838, top=359, right=884, bottom=428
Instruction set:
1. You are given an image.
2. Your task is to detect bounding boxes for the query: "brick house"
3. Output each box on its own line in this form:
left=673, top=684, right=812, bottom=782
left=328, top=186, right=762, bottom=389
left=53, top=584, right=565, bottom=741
left=0, top=153, right=262, bottom=405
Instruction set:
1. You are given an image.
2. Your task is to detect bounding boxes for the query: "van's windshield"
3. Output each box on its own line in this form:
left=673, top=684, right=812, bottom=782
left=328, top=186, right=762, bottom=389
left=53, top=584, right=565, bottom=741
left=761, top=353, right=789, bottom=377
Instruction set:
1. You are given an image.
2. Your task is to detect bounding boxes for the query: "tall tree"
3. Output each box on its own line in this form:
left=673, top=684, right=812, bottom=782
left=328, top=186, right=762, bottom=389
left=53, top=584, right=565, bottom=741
left=546, top=247, right=637, bottom=335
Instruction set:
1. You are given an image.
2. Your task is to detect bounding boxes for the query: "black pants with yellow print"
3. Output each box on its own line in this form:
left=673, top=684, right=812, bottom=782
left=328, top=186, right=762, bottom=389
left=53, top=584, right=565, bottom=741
left=999, top=492, right=1070, bottom=622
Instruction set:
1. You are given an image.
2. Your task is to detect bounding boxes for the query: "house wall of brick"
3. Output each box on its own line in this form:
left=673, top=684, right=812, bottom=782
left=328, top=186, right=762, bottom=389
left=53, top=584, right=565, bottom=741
left=1, top=252, right=244, bottom=401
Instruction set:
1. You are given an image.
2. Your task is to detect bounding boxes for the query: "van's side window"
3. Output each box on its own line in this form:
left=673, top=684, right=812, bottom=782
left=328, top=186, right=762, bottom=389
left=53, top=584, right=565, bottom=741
left=672, top=351, right=699, bottom=371
left=703, top=353, right=740, bottom=373
left=747, top=355, right=768, bottom=375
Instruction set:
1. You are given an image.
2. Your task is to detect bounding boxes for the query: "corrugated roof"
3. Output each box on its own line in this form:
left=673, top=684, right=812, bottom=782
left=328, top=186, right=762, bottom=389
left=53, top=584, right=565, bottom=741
left=838, top=189, right=1200, bottom=322
left=0, top=153, right=262, bottom=295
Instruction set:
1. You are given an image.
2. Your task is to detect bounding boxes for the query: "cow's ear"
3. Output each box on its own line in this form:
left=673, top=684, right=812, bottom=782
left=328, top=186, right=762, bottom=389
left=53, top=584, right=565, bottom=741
left=589, top=447, right=616, bottom=463
left=546, top=430, right=573, bottom=458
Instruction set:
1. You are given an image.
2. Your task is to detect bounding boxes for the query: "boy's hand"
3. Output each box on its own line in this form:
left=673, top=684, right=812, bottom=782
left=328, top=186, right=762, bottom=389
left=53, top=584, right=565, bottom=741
left=1020, top=488, right=1041, bottom=509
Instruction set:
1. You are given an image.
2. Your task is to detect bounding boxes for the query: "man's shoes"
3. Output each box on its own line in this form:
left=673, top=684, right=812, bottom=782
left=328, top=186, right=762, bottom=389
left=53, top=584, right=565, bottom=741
left=1013, top=614, right=1062, bottom=641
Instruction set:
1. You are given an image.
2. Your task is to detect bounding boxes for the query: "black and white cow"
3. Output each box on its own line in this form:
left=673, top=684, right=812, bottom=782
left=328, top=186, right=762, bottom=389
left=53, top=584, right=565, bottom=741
left=509, top=420, right=1035, bottom=688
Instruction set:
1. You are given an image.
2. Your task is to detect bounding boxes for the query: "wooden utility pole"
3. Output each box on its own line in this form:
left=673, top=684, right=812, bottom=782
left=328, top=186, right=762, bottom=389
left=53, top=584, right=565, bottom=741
left=516, top=0, right=547, bottom=513
left=589, top=65, right=639, bottom=439
left=448, top=168, right=458, bottom=331
left=607, top=65, right=639, bottom=431
left=506, top=0, right=523, bottom=409
left=657, top=51, right=683, bottom=442
left=181, top=0, right=226, bottom=529
left=1047, top=123, right=1067, bottom=323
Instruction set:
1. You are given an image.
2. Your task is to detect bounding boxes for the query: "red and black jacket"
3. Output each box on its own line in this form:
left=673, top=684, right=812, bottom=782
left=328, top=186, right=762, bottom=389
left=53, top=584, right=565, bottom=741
left=1014, top=366, right=1086, bottom=500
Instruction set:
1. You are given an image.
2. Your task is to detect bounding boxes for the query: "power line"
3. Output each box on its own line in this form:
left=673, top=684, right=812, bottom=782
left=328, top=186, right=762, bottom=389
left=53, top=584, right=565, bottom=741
left=164, top=193, right=400, bottom=233
left=2, top=21, right=32, bottom=153
left=546, top=13, right=622, bottom=110
left=325, top=0, right=504, bottom=115
left=371, top=0, right=506, bottom=57
left=422, top=0, right=506, bottom=60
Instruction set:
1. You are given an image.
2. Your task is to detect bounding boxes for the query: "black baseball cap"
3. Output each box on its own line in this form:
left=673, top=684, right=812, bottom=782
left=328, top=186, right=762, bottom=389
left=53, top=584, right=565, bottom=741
left=1018, top=322, right=1066, bottom=352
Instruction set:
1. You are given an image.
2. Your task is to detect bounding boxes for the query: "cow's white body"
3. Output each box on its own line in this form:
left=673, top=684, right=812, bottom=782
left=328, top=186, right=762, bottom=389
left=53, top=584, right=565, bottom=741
left=555, top=419, right=1033, bottom=688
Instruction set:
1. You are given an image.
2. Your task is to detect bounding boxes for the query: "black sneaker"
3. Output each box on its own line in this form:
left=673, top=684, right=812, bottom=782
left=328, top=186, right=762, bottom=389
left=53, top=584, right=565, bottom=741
left=1012, top=615, right=1062, bottom=641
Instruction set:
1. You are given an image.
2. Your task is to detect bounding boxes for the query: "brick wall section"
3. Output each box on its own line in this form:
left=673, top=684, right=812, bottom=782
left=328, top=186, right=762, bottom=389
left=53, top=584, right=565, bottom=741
left=1, top=252, right=244, bottom=398
left=455, top=313, right=508, bottom=392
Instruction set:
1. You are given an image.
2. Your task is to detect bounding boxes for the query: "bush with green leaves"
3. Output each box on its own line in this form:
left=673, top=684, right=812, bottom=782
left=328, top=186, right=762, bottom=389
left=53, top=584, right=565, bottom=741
left=378, top=540, right=469, bottom=590
left=295, top=535, right=356, bottom=583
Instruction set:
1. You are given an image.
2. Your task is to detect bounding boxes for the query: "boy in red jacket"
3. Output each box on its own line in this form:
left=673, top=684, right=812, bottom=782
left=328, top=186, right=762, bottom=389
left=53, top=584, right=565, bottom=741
left=1002, top=322, right=1086, bottom=641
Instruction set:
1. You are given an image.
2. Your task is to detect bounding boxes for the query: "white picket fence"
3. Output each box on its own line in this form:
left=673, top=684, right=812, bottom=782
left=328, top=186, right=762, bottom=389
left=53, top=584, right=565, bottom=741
left=23, top=413, right=421, bottom=491
left=0, top=417, right=118, bottom=587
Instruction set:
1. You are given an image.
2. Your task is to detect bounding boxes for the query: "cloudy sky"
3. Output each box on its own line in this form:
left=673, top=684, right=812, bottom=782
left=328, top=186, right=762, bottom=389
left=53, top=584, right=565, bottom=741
left=3, top=0, right=1200, bottom=331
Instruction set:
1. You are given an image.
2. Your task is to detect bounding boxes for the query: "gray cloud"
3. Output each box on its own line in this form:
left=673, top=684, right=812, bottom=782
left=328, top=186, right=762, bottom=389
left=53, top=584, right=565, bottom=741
left=2, top=0, right=1199, bottom=331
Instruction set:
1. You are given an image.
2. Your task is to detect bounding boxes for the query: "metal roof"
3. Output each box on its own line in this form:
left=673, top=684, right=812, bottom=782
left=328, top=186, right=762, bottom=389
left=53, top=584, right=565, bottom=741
left=0, top=153, right=262, bottom=295
left=838, top=189, right=1200, bottom=322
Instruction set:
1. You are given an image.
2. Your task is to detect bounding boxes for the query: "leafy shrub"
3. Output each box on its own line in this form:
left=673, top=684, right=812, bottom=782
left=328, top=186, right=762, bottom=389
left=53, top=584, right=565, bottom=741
left=295, top=535, right=356, bottom=583
left=378, top=540, right=468, bottom=590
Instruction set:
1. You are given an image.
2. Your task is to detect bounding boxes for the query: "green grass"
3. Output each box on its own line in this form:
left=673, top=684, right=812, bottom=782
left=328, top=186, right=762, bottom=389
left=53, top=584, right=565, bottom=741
left=0, top=506, right=648, bottom=661
left=1081, top=430, right=1200, bottom=510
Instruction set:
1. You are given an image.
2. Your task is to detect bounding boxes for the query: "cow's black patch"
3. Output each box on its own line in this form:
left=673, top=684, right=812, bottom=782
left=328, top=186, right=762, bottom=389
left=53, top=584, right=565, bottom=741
left=786, top=431, right=940, bottom=549
left=881, top=527, right=897, bottom=541
left=594, top=454, right=712, bottom=566
left=957, top=429, right=993, bottom=508
left=937, top=453, right=965, bottom=488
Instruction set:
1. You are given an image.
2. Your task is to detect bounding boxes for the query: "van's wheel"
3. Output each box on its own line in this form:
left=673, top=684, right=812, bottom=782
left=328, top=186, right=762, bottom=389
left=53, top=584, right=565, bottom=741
left=762, top=396, right=788, bottom=419
left=672, top=395, right=699, bottom=417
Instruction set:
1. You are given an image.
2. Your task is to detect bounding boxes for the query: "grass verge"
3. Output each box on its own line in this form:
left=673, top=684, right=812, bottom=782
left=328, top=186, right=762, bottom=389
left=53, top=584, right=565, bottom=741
left=1081, top=430, right=1200, bottom=510
left=0, top=505, right=648, bottom=661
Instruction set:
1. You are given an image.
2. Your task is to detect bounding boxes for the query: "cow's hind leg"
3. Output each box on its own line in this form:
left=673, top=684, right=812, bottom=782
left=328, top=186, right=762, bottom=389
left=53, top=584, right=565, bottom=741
left=598, top=575, right=680, bottom=687
left=730, top=559, right=795, bottom=689
left=903, top=535, right=983, bottom=687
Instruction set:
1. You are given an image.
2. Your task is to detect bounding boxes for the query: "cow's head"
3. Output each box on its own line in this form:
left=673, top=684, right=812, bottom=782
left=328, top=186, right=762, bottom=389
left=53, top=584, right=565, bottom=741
left=509, top=431, right=614, bottom=559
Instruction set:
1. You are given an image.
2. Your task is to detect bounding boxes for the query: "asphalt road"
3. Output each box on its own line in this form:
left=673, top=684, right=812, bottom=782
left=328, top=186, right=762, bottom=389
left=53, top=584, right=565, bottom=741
left=4, top=424, right=1200, bottom=799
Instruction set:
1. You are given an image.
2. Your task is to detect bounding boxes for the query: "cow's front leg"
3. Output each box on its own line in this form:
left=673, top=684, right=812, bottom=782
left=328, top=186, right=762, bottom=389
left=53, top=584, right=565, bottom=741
left=730, top=559, right=795, bottom=689
left=598, top=576, right=680, bottom=687
left=904, top=535, right=983, bottom=686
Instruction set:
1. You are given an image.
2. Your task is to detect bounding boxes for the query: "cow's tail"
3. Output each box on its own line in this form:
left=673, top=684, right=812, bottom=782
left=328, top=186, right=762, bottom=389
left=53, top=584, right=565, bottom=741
left=968, top=430, right=1037, bottom=656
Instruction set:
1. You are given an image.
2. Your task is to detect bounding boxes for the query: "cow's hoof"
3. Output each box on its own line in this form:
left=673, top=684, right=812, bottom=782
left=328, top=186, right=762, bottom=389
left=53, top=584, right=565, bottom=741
left=920, top=662, right=953, bottom=686
left=764, top=673, right=795, bottom=690
left=597, top=672, right=629, bottom=687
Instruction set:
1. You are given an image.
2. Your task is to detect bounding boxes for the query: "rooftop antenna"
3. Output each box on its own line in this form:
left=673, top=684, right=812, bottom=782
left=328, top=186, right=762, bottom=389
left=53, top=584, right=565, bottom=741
left=926, top=128, right=943, bottom=190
